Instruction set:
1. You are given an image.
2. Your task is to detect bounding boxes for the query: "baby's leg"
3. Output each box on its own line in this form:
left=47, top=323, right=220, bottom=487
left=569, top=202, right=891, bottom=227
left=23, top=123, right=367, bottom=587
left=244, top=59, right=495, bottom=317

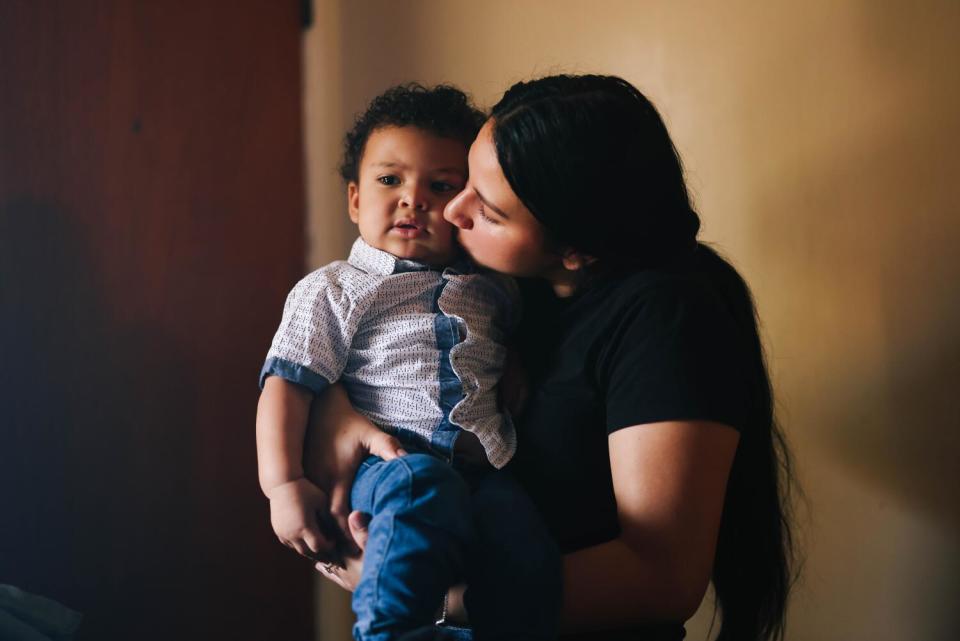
left=351, top=453, right=474, bottom=641
left=464, top=470, right=561, bottom=641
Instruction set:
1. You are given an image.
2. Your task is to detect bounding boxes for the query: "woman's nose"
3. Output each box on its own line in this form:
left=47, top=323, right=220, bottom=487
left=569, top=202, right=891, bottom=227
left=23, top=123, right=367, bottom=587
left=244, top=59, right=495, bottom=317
left=443, top=189, right=473, bottom=230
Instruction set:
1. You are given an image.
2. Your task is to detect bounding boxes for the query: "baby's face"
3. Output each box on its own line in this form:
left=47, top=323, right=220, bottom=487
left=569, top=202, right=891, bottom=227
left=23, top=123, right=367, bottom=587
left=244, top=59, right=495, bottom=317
left=348, top=126, right=467, bottom=267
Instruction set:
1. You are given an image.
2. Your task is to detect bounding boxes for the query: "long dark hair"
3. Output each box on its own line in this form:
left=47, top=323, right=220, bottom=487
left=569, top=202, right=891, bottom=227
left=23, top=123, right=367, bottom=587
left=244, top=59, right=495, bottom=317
left=491, top=74, right=796, bottom=641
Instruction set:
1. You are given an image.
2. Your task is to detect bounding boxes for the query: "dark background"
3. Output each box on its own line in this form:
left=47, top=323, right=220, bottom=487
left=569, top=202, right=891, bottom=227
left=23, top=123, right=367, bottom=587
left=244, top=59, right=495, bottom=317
left=1, top=2, right=313, bottom=639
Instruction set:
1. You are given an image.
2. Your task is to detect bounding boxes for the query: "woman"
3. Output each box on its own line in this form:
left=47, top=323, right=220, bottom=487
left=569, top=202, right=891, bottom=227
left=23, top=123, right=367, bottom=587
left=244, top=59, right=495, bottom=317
left=311, top=74, right=794, bottom=641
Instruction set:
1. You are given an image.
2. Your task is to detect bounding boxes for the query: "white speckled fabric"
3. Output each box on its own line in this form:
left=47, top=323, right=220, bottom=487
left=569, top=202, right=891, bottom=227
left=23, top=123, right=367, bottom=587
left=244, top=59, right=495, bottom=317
left=260, top=238, right=519, bottom=468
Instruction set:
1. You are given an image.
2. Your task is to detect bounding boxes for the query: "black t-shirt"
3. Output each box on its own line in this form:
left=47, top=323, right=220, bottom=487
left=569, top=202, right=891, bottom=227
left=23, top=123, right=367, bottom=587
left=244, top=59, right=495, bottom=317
left=511, top=246, right=755, bottom=555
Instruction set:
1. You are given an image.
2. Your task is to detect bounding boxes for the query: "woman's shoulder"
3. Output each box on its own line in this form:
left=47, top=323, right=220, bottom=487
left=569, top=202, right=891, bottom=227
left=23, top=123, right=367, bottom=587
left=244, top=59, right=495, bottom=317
left=585, top=257, right=730, bottom=322
left=592, top=256, right=757, bottom=434
left=519, top=246, right=748, bottom=349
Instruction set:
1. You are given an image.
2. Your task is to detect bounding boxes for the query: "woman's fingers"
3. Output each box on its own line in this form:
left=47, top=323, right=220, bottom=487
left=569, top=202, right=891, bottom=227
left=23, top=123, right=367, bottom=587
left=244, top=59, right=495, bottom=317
left=316, top=550, right=362, bottom=592
left=316, top=563, right=349, bottom=591
left=348, top=510, right=371, bottom=551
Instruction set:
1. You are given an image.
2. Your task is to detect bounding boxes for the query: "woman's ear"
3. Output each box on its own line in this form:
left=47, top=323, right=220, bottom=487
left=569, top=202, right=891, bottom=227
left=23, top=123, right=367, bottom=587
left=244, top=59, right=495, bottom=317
left=561, top=249, right=597, bottom=271
left=347, top=182, right=360, bottom=224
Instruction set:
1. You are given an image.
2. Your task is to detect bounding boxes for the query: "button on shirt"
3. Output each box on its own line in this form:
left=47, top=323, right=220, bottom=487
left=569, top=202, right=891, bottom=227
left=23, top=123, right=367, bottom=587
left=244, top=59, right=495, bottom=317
left=260, top=238, right=518, bottom=468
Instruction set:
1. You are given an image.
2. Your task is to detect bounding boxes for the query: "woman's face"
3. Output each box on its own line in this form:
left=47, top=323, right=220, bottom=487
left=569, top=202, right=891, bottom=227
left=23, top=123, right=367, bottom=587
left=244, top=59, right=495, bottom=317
left=443, top=120, right=563, bottom=278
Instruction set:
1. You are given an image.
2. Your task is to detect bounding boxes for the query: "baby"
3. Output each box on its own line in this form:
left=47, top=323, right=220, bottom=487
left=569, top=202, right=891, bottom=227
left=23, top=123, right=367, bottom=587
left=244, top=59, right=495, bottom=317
left=256, top=85, right=559, bottom=641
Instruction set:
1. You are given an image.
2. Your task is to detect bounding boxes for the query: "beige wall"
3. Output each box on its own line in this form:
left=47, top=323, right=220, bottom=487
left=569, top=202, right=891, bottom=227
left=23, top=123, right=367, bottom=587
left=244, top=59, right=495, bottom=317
left=303, top=2, right=960, bottom=639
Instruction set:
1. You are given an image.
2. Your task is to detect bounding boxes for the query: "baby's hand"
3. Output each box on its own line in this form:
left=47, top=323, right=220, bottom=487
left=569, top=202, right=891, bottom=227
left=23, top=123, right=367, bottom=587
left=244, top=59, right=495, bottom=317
left=266, top=478, right=337, bottom=562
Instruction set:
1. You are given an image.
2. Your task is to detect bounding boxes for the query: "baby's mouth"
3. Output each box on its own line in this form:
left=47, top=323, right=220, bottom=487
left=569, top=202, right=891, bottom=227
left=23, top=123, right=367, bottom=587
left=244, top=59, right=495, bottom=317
left=392, top=220, right=425, bottom=238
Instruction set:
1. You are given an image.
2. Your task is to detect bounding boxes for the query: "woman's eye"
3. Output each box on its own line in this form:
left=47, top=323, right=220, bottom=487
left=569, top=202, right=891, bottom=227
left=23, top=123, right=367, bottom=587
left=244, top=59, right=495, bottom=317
left=477, top=204, right=499, bottom=225
left=378, top=175, right=400, bottom=186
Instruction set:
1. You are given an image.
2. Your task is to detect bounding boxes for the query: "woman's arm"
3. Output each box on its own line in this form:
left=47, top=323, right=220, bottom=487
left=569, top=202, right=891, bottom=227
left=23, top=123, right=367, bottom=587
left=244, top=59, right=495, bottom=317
left=558, top=419, right=739, bottom=631
left=315, top=417, right=738, bottom=629
left=436, top=419, right=739, bottom=628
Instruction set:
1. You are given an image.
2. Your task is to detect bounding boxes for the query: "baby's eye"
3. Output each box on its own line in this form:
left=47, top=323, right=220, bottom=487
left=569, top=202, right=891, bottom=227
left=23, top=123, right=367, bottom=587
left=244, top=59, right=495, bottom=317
left=431, top=181, right=456, bottom=193
left=378, top=175, right=400, bottom=186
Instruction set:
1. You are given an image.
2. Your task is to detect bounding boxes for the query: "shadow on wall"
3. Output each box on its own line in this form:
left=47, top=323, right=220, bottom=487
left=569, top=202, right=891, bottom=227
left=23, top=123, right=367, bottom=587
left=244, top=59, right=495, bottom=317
left=0, top=198, right=202, bottom=638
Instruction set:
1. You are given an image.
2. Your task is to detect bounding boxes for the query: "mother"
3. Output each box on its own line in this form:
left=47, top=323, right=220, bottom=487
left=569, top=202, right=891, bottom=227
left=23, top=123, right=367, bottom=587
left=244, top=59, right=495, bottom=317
left=314, top=74, right=794, bottom=641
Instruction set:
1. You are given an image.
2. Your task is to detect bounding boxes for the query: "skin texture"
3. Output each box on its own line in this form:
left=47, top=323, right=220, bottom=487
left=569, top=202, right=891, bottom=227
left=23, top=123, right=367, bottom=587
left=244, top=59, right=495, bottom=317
left=348, top=125, right=468, bottom=267
left=314, top=118, right=742, bottom=630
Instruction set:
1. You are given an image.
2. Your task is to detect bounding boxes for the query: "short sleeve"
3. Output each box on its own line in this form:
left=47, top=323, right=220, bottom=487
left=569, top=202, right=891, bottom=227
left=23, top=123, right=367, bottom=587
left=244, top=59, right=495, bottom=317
left=259, top=267, right=370, bottom=394
left=599, top=280, right=750, bottom=434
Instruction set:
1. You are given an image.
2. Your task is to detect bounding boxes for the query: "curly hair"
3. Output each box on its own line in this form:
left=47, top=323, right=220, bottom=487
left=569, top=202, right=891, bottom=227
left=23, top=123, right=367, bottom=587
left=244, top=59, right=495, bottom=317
left=340, top=83, right=486, bottom=183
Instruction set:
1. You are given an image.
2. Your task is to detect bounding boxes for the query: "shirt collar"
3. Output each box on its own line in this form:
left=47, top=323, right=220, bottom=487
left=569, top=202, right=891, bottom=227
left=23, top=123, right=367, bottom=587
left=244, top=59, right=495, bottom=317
left=347, top=237, right=474, bottom=276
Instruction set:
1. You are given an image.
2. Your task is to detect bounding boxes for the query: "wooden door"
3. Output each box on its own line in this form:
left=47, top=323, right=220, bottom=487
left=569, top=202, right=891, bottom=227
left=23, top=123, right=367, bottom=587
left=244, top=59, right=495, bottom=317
left=1, top=2, right=313, bottom=639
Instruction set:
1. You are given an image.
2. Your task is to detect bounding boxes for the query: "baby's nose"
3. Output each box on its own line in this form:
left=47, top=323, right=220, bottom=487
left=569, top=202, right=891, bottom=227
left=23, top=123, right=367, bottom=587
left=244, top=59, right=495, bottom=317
left=400, top=184, right=429, bottom=210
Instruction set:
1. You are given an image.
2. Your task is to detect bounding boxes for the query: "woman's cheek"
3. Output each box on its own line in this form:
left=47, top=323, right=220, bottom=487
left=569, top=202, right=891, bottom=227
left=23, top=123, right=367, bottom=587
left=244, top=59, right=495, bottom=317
left=490, top=231, right=543, bottom=275
left=464, top=226, right=508, bottom=269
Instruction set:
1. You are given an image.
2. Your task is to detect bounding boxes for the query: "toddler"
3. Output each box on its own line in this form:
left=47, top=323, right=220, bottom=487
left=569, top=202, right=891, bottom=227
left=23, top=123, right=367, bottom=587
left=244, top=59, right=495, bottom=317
left=256, top=84, right=559, bottom=641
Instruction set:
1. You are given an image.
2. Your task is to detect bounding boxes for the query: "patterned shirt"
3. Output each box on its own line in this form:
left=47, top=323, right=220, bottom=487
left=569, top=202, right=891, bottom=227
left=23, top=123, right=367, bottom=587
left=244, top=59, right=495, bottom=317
left=260, top=238, right=518, bottom=468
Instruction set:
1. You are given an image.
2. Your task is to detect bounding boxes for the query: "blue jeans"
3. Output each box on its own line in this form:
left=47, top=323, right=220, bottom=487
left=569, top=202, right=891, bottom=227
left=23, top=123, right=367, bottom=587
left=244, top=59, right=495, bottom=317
left=350, top=453, right=561, bottom=641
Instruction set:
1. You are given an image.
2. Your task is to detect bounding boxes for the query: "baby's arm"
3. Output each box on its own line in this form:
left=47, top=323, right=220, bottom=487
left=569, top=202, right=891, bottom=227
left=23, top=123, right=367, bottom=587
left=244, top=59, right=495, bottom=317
left=257, top=376, right=337, bottom=562
left=256, top=267, right=366, bottom=561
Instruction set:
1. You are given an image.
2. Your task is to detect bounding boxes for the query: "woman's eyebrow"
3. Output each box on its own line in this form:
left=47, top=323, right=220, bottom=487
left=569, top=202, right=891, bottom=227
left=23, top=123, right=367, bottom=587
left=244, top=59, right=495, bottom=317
left=474, top=188, right=509, bottom=219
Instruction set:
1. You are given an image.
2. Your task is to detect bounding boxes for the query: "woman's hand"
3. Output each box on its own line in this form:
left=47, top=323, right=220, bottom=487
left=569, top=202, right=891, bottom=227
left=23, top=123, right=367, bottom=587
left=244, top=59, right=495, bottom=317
left=316, top=511, right=370, bottom=592
left=303, top=384, right=406, bottom=556
left=317, top=509, right=471, bottom=627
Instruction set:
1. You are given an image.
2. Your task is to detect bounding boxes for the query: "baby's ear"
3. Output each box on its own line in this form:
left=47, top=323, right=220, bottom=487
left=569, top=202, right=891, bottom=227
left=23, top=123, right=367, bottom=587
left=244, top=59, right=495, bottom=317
left=561, top=248, right=597, bottom=272
left=347, top=182, right=360, bottom=223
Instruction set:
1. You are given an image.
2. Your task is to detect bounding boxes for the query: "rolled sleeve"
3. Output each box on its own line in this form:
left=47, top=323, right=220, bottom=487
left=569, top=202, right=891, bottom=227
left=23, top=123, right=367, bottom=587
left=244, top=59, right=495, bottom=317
left=259, top=266, right=367, bottom=393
